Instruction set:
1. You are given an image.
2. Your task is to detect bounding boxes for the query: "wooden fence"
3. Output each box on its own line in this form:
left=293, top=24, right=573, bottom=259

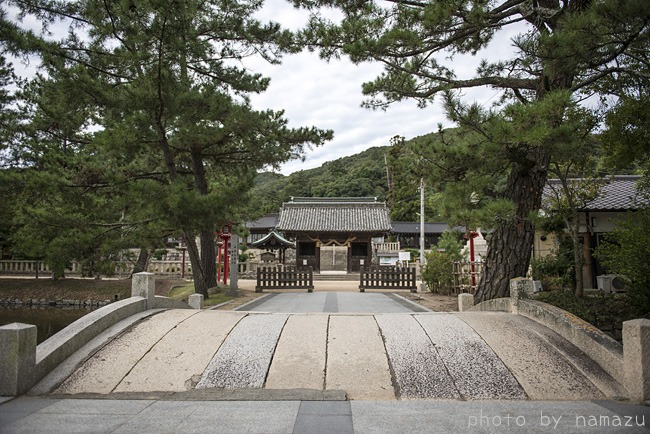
left=452, top=260, right=484, bottom=294
left=359, top=266, right=417, bottom=292
left=256, top=266, right=314, bottom=292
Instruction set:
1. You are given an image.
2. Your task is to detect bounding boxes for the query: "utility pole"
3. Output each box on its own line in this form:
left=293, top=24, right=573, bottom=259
left=419, top=178, right=426, bottom=290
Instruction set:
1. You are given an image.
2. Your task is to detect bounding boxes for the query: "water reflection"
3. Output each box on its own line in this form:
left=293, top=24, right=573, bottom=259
left=0, top=305, right=96, bottom=344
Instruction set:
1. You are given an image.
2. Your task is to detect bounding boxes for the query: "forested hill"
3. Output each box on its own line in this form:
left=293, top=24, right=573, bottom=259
left=251, top=145, right=393, bottom=216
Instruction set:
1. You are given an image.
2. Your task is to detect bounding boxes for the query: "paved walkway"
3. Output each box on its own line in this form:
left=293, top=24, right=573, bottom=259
left=235, top=292, right=430, bottom=313
left=1, top=395, right=649, bottom=433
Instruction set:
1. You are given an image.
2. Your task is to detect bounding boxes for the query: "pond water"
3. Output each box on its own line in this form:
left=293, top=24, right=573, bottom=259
left=0, top=305, right=96, bottom=344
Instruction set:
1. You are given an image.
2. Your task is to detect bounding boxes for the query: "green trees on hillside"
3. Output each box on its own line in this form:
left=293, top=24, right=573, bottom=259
left=1, top=0, right=331, bottom=295
left=292, top=0, right=650, bottom=301
left=250, top=146, right=393, bottom=215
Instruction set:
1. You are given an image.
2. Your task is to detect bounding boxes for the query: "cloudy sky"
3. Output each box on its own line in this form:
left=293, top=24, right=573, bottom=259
left=247, top=1, right=511, bottom=175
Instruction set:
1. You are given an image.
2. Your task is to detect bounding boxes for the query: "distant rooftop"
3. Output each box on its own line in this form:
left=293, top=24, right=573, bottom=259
left=546, top=175, right=649, bottom=212
left=288, top=197, right=381, bottom=204
left=246, top=214, right=278, bottom=230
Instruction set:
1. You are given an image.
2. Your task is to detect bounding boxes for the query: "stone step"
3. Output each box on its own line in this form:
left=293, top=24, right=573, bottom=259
left=313, top=273, right=360, bottom=281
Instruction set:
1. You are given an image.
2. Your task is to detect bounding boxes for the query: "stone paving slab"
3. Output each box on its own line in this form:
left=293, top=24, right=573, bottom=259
left=375, top=314, right=459, bottom=399
left=114, top=311, right=246, bottom=393
left=196, top=313, right=288, bottom=389
left=416, top=314, right=527, bottom=400
left=350, top=400, right=649, bottom=434
left=293, top=401, right=353, bottom=434
left=265, top=314, right=328, bottom=390
left=54, top=310, right=199, bottom=395
left=115, top=400, right=300, bottom=434
left=240, top=293, right=328, bottom=313
left=326, top=316, right=394, bottom=400
left=334, top=293, right=418, bottom=313
left=457, top=312, right=605, bottom=400
left=2, top=397, right=648, bottom=434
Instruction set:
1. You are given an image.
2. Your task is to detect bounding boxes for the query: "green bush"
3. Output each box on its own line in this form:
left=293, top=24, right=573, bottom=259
left=535, top=290, right=643, bottom=341
left=595, top=208, right=650, bottom=315
left=437, top=230, right=465, bottom=261
left=531, top=254, right=573, bottom=289
left=422, top=250, right=454, bottom=294
left=531, top=234, right=574, bottom=289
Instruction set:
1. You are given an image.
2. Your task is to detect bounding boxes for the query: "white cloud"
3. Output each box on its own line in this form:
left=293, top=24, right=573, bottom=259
left=247, top=49, right=451, bottom=175
left=248, top=1, right=518, bottom=175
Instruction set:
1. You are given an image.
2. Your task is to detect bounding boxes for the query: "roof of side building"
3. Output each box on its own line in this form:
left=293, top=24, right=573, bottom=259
left=545, top=175, right=649, bottom=212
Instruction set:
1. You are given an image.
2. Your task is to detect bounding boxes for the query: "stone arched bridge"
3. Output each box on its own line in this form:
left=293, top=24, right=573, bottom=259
left=2, top=274, right=648, bottom=403
left=41, top=308, right=622, bottom=401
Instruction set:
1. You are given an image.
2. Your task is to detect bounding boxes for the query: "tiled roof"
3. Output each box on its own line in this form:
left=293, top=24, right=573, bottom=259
left=277, top=197, right=391, bottom=233
left=250, top=230, right=295, bottom=248
left=546, top=176, right=649, bottom=211
left=246, top=214, right=279, bottom=230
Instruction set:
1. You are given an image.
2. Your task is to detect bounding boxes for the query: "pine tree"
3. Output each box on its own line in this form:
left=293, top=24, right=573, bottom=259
left=3, top=1, right=332, bottom=295
left=292, top=0, right=650, bottom=301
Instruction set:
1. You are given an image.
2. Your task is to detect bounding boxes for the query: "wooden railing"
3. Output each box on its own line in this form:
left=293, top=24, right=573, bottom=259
left=0, top=258, right=255, bottom=279
left=0, top=260, right=81, bottom=276
left=359, top=266, right=417, bottom=292
left=373, top=242, right=400, bottom=252
left=255, top=266, right=314, bottom=292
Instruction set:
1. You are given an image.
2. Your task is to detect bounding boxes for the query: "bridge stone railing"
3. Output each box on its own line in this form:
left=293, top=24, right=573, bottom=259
left=0, top=272, right=196, bottom=396
left=460, top=278, right=650, bottom=403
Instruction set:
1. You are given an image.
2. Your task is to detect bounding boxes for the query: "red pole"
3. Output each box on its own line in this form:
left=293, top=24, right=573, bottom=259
left=217, top=241, right=222, bottom=282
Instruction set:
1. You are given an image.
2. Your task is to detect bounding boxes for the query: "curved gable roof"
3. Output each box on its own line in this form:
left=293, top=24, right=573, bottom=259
left=277, top=197, right=391, bottom=233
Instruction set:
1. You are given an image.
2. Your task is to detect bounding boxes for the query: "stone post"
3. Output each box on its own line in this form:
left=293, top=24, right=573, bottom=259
left=132, top=272, right=155, bottom=309
left=189, top=293, right=204, bottom=310
left=623, top=319, right=650, bottom=402
left=0, top=323, right=37, bottom=396
left=228, top=235, right=239, bottom=297
left=509, top=278, right=533, bottom=315
left=458, top=293, right=474, bottom=312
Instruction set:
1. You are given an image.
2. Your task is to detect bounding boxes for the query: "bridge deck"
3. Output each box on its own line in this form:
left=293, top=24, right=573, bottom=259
left=40, top=307, right=622, bottom=401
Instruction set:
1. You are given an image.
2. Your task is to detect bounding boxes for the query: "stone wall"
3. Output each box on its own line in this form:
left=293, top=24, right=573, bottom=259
left=462, top=277, right=650, bottom=402
left=0, top=272, right=195, bottom=396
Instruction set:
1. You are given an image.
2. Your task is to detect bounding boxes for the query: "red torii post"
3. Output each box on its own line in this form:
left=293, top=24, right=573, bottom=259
left=218, top=224, right=232, bottom=285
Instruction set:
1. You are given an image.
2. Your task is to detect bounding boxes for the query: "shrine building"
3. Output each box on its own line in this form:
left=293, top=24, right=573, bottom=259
left=275, top=197, right=391, bottom=273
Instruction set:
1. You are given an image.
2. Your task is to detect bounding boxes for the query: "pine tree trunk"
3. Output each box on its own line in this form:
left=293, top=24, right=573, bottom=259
left=183, top=229, right=218, bottom=299
left=199, top=228, right=218, bottom=292
left=474, top=150, right=550, bottom=302
left=184, top=232, right=208, bottom=298
left=131, top=248, right=150, bottom=275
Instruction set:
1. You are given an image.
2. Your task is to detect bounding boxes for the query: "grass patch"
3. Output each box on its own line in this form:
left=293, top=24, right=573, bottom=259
left=168, top=283, right=238, bottom=307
